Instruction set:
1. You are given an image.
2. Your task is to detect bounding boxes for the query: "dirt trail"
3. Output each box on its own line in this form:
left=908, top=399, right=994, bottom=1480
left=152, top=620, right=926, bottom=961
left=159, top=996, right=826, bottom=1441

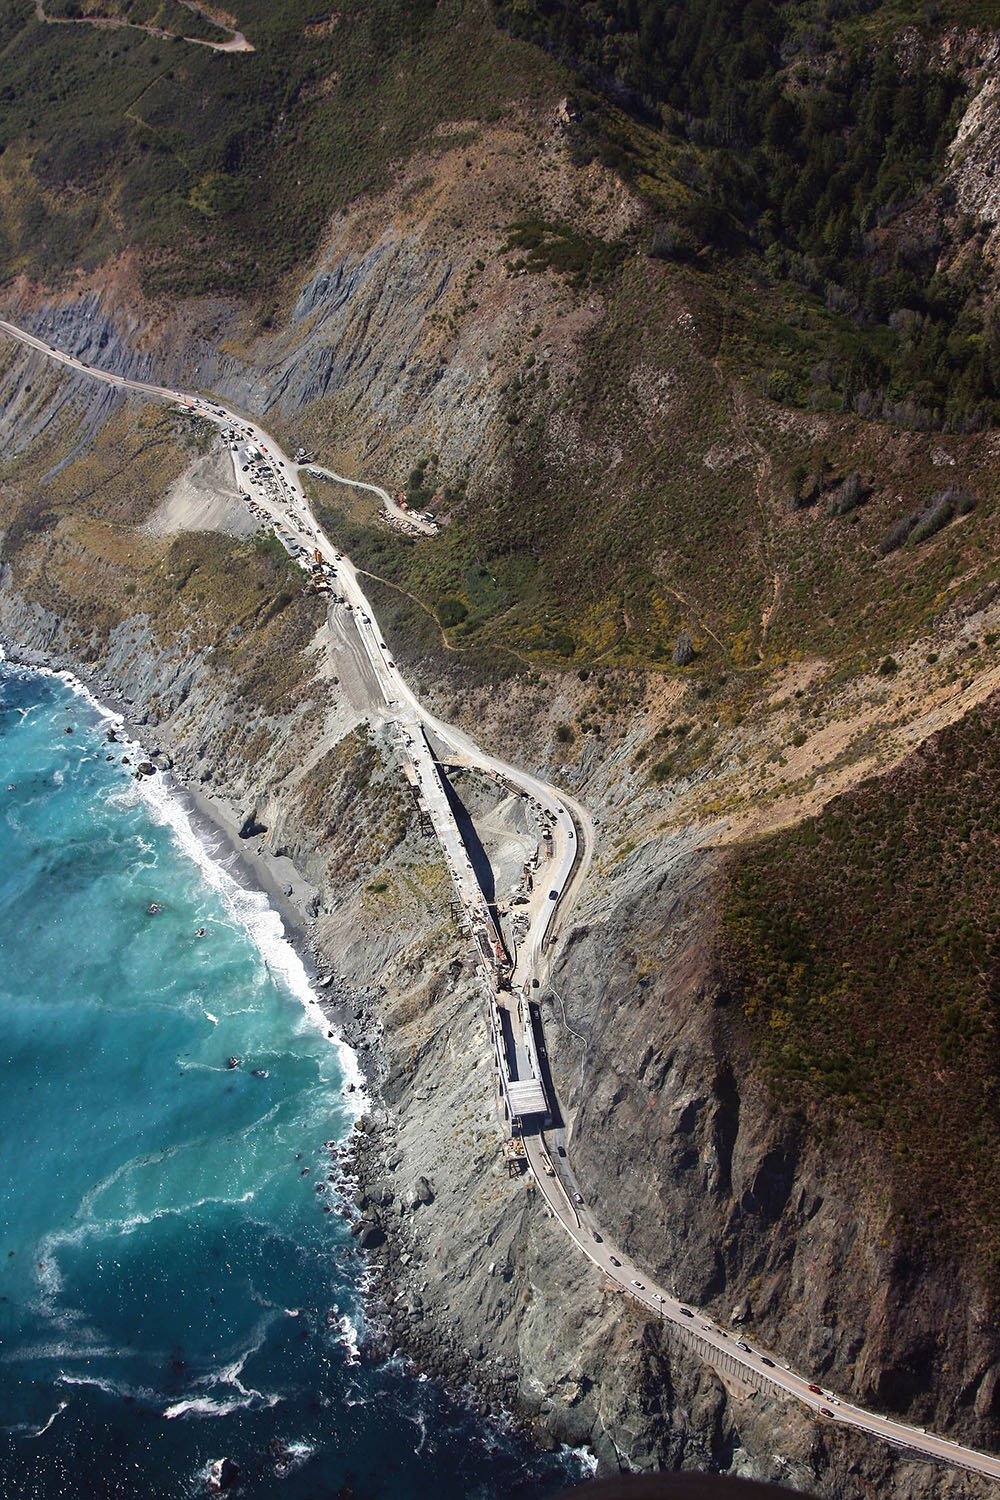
left=33, top=0, right=254, bottom=52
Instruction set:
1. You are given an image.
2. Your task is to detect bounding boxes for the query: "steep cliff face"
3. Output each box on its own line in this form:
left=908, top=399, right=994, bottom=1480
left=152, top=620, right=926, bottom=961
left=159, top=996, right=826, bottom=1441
left=3, top=105, right=625, bottom=507
left=4, top=91, right=1000, bottom=1499
left=545, top=842, right=1000, bottom=1453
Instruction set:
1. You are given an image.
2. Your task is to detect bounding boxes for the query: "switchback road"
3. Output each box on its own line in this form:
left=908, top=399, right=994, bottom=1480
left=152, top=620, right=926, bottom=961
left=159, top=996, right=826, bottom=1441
left=2, top=317, right=997, bottom=1482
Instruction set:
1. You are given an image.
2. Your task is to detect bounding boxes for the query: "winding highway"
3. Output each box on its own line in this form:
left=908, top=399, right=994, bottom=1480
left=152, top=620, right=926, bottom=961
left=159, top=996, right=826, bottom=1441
left=3, top=316, right=999, bottom=1483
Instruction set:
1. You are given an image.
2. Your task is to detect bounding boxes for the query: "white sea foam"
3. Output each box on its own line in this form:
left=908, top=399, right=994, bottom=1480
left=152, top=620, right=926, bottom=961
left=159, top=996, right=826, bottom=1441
left=109, top=1190, right=257, bottom=1237
left=164, top=1393, right=255, bottom=1420
left=330, top=1310, right=361, bottom=1365
left=273, top=1439, right=314, bottom=1476
left=57, top=1372, right=158, bottom=1403
left=24, top=1402, right=67, bottom=1439
left=165, top=1323, right=281, bottom=1419
left=10, top=1341, right=115, bottom=1364
left=121, top=738, right=367, bottom=1108
left=13, top=659, right=368, bottom=1112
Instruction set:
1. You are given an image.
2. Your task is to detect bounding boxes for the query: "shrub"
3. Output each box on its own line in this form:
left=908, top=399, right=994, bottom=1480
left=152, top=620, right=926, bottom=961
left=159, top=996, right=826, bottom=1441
left=909, top=493, right=954, bottom=547
left=878, top=510, right=921, bottom=556
left=826, top=471, right=867, bottom=517
left=789, top=471, right=820, bottom=511
left=649, top=756, right=674, bottom=782
left=649, top=219, right=697, bottom=261
left=437, top=597, right=468, bottom=628
left=878, top=655, right=899, bottom=676
left=555, top=722, right=575, bottom=744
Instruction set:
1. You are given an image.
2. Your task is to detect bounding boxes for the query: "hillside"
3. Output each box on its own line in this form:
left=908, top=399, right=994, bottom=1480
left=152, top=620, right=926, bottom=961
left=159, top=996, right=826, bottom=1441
left=4, top=0, right=1000, bottom=1491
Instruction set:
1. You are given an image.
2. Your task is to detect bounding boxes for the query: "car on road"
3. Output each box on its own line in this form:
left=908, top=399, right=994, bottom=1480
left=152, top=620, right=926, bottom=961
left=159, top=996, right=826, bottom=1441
left=701, top=1324, right=713, bottom=1332
left=548, top=890, right=557, bottom=900
left=807, top=1384, right=822, bottom=1394
left=631, top=1280, right=644, bottom=1290
left=592, top=1231, right=602, bottom=1242
left=573, top=1193, right=583, bottom=1205
left=819, top=1408, right=834, bottom=1419
left=760, top=1357, right=775, bottom=1367
left=735, top=1341, right=750, bottom=1352
left=610, top=1256, right=621, bottom=1267
left=653, top=1294, right=664, bottom=1303
left=679, top=1307, right=693, bottom=1317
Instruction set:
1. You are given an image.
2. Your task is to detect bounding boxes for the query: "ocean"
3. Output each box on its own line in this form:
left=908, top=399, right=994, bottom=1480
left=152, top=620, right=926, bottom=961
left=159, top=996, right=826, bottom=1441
left=0, top=659, right=588, bottom=1499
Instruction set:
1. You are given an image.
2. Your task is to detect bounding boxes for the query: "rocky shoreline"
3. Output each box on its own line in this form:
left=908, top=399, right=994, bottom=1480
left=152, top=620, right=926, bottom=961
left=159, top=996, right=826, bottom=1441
left=3, top=606, right=995, bottom=1498
left=0, top=632, right=539, bottom=1440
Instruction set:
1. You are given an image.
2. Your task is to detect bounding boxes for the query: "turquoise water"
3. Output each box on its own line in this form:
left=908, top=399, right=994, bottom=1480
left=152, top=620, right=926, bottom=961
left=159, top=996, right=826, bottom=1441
left=0, top=661, right=585, bottom=1498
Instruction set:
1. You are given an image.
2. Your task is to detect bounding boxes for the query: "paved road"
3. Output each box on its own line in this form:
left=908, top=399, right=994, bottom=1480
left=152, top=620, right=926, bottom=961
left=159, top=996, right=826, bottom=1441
left=3, top=317, right=999, bottom=1483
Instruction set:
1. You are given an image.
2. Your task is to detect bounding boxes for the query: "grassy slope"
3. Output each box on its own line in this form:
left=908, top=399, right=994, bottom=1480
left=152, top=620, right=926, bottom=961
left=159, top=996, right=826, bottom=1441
left=2, top=0, right=998, bottom=688
left=0, top=367, right=327, bottom=712
left=0, top=0, right=561, bottom=297
left=309, top=243, right=1000, bottom=695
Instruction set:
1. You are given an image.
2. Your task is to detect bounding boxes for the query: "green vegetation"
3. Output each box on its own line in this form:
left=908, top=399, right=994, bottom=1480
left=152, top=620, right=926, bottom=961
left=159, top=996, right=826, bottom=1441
left=0, top=0, right=559, bottom=296
left=46, top=0, right=222, bottom=42
left=309, top=233, right=1000, bottom=681
left=503, top=217, right=627, bottom=287
left=494, top=0, right=1000, bottom=431
left=436, top=597, right=467, bottom=628
left=723, top=699, right=1000, bottom=1286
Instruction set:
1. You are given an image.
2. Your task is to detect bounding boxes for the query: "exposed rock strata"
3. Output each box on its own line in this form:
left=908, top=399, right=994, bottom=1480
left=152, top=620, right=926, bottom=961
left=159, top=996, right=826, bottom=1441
left=2, top=567, right=991, bottom=1498
left=0, top=200, right=997, bottom=1497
